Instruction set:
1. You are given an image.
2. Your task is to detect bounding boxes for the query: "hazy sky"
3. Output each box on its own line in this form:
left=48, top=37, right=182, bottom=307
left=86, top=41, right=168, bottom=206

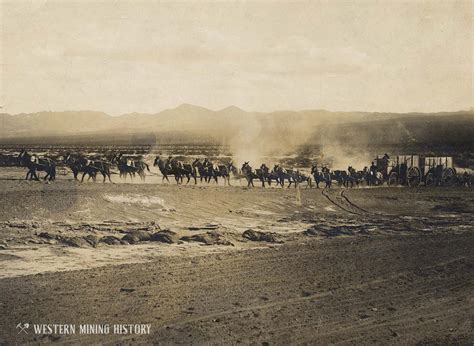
left=1, top=1, right=472, bottom=115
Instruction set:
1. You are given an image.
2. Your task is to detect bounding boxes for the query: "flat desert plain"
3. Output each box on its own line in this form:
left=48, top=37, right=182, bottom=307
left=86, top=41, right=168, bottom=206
left=0, top=168, right=472, bottom=344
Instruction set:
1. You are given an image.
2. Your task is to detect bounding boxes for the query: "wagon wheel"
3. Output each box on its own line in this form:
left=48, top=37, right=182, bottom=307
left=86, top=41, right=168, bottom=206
left=442, top=168, right=456, bottom=186
left=388, top=172, right=398, bottom=186
left=425, top=172, right=435, bottom=186
left=407, top=167, right=421, bottom=187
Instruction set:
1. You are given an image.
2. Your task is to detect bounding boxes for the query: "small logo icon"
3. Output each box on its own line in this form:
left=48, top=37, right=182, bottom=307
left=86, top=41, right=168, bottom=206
left=16, top=322, right=29, bottom=335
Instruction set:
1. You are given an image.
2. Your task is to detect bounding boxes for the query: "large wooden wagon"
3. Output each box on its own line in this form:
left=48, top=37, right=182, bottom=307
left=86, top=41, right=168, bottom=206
left=421, top=156, right=456, bottom=186
left=386, top=155, right=422, bottom=187
left=382, top=155, right=459, bottom=187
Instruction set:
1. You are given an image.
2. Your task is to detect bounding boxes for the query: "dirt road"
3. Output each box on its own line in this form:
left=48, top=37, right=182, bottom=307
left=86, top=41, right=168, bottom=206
left=0, top=172, right=473, bottom=343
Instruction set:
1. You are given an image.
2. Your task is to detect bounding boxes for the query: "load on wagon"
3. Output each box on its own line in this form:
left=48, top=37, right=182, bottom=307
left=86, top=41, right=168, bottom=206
left=373, top=154, right=471, bottom=187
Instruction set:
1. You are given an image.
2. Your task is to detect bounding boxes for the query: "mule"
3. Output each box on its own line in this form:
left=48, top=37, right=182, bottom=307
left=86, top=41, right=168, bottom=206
left=18, top=150, right=56, bottom=181
left=241, top=162, right=259, bottom=187
left=154, top=156, right=180, bottom=184
left=272, top=165, right=295, bottom=188
left=113, top=153, right=148, bottom=181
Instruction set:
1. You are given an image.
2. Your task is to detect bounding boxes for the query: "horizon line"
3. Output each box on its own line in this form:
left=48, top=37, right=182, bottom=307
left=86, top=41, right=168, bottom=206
left=1, top=103, right=473, bottom=117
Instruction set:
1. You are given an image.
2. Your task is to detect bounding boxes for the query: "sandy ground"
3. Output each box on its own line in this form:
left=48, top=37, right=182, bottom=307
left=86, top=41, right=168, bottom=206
left=0, top=167, right=473, bottom=344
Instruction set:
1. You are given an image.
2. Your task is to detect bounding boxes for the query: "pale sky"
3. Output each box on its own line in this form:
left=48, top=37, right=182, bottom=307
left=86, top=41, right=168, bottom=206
left=0, top=0, right=472, bottom=115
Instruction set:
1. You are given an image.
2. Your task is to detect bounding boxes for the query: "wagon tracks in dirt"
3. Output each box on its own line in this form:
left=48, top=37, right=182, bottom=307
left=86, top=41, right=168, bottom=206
left=321, top=188, right=389, bottom=217
left=340, top=190, right=383, bottom=215
left=321, top=188, right=369, bottom=216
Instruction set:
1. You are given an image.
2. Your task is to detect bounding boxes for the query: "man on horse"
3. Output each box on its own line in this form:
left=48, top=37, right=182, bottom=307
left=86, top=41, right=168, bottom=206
left=165, top=156, right=173, bottom=171
left=203, top=158, right=214, bottom=169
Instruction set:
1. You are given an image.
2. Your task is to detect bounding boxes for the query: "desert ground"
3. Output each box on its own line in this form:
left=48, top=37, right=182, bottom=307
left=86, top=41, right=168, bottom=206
left=0, top=167, right=473, bottom=344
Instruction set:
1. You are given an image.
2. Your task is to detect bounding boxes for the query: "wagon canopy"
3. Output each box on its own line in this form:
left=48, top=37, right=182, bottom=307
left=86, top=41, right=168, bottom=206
left=422, top=156, right=453, bottom=168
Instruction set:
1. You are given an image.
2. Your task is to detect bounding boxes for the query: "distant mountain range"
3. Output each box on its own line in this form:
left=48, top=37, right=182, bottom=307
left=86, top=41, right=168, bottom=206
left=0, top=104, right=472, bottom=149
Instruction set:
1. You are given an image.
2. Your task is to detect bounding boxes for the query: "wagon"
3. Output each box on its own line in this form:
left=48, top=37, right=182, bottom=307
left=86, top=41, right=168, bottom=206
left=421, top=156, right=455, bottom=186
left=386, top=155, right=422, bottom=187
left=377, top=154, right=461, bottom=187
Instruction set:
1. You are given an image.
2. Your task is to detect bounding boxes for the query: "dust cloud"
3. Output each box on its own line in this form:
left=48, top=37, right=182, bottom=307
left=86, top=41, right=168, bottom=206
left=227, top=115, right=316, bottom=167
left=226, top=114, right=374, bottom=170
left=319, top=145, right=373, bottom=170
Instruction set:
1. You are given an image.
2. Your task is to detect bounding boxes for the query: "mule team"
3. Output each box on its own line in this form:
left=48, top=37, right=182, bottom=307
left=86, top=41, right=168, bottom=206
left=17, top=149, right=390, bottom=188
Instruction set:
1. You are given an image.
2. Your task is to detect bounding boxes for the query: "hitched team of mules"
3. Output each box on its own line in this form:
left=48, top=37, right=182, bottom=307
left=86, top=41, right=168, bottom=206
left=15, top=150, right=472, bottom=188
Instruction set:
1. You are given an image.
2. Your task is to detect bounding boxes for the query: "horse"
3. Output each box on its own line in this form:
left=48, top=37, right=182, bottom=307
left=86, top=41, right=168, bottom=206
left=344, top=166, right=359, bottom=188
left=272, top=165, right=295, bottom=188
left=18, top=150, right=56, bottom=181
left=214, top=164, right=231, bottom=185
left=179, top=161, right=198, bottom=184
left=170, top=160, right=197, bottom=184
left=332, top=170, right=348, bottom=187
left=367, top=171, right=384, bottom=186
left=114, top=153, right=148, bottom=181
left=293, top=170, right=312, bottom=188
left=64, top=153, right=97, bottom=182
left=354, top=170, right=368, bottom=187
left=154, top=156, right=180, bottom=184
left=65, top=153, right=112, bottom=183
left=286, top=169, right=302, bottom=188
left=265, top=169, right=280, bottom=186
left=192, top=159, right=217, bottom=184
left=241, top=162, right=260, bottom=187
left=311, top=165, right=331, bottom=188
left=255, top=164, right=270, bottom=187
left=458, top=170, right=472, bottom=187
left=91, top=159, right=113, bottom=182
left=227, top=161, right=245, bottom=184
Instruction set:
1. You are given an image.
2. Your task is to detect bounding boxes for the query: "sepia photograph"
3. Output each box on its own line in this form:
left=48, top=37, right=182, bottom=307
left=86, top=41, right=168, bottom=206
left=0, top=0, right=473, bottom=344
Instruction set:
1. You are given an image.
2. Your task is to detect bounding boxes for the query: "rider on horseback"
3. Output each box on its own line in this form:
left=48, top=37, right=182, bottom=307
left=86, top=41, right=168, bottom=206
left=165, top=156, right=173, bottom=171
left=370, top=161, right=377, bottom=176
left=203, top=158, right=213, bottom=168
